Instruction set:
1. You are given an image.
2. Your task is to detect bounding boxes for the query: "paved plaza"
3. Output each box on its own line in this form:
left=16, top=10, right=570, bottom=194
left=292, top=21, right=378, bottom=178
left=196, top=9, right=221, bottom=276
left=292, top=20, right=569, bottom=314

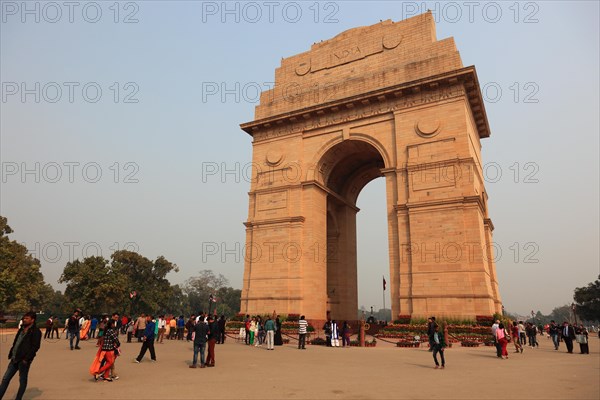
left=0, top=330, right=598, bottom=399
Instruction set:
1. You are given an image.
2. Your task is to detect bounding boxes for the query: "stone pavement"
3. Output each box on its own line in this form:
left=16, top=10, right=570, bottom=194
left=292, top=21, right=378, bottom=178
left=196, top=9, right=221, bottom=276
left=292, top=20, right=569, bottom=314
left=0, top=331, right=598, bottom=399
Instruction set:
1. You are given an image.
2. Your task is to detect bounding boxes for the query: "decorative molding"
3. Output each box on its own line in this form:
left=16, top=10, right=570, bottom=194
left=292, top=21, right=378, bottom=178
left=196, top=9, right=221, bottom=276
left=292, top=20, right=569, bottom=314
left=244, top=216, right=305, bottom=228
left=241, top=67, right=491, bottom=141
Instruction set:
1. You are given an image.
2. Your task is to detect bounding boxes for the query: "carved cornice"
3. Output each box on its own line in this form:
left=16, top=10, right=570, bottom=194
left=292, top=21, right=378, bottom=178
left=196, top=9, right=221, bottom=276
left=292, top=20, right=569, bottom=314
left=241, top=67, right=490, bottom=141
left=400, top=294, right=495, bottom=300
left=244, top=216, right=305, bottom=228
left=394, top=195, right=485, bottom=213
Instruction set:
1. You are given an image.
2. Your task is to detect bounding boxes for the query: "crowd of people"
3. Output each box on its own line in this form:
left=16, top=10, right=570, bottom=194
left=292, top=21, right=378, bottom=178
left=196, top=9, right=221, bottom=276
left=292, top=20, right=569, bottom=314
left=491, top=319, right=591, bottom=359
left=1, top=310, right=597, bottom=399
left=241, top=315, right=283, bottom=350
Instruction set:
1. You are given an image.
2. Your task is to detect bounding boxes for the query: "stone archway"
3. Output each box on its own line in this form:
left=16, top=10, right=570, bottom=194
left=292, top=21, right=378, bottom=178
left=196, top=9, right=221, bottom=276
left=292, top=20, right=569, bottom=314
left=320, top=139, right=386, bottom=321
left=240, top=12, right=502, bottom=322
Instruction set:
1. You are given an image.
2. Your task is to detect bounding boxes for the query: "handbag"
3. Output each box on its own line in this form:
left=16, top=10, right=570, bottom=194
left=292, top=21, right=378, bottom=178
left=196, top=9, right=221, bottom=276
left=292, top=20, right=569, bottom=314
left=575, top=334, right=587, bottom=344
left=504, top=329, right=511, bottom=342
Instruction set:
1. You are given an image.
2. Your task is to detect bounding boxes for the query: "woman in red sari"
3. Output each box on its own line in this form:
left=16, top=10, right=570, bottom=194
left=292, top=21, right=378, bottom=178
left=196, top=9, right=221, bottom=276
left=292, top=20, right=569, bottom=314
left=90, top=320, right=120, bottom=382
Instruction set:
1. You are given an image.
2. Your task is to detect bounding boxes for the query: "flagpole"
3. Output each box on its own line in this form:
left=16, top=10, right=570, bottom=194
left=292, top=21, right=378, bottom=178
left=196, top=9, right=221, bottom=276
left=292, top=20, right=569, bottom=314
left=382, top=276, right=386, bottom=321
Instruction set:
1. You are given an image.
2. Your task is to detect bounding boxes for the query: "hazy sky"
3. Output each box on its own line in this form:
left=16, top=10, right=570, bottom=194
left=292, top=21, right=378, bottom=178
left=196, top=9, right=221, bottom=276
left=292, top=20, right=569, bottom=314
left=1, top=1, right=598, bottom=315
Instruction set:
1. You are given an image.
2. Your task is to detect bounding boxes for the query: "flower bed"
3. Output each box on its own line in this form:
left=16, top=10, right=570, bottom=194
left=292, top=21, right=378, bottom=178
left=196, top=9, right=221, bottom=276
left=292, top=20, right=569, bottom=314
left=345, top=340, right=377, bottom=347
left=460, top=341, right=481, bottom=347
left=380, top=323, right=491, bottom=336
left=475, top=315, right=494, bottom=326
left=281, top=320, right=315, bottom=332
left=394, top=315, right=412, bottom=324
left=226, top=321, right=245, bottom=330
left=396, top=341, right=420, bottom=348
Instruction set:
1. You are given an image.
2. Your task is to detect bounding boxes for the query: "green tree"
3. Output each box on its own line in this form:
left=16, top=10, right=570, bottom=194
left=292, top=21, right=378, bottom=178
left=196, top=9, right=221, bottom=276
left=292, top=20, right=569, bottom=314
left=0, top=216, right=53, bottom=313
left=111, top=250, right=179, bottom=315
left=59, top=256, right=129, bottom=314
left=215, top=286, right=242, bottom=317
left=574, top=275, right=600, bottom=322
left=183, top=270, right=240, bottom=317
left=548, top=305, right=572, bottom=324
left=44, top=290, right=70, bottom=317
left=161, top=284, right=191, bottom=316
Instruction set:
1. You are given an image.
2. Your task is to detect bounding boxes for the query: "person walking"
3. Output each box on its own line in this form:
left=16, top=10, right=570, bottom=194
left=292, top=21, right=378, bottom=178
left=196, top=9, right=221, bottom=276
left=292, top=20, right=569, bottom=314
left=190, top=317, right=208, bottom=368
left=157, top=316, right=166, bottom=344
left=92, top=320, right=120, bottom=382
left=134, top=314, right=147, bottom=343
left=169, top=317, right=177, bottom=340
left=511, top=321, right=523, bottom=354
left=562, top=321, right=576, bottom=354
left=44, top=316, right=53, bottom=339
left=89, top=317, right=98, bottom=339
left=491, top=320, right=501, bottom=358
left=298, top=316, right=308, bottom=350
left=120, top=315, right=129, bottom=335
left=496, top=323, right=509, bottom=359
left=427, top=317, right=435, bottom=351
left=518, top=321, right=526, bottom=346
left=549, top=320, right=560, bottom=350
left=431, top=325, right=446, bottom=369
left=264, top=316, right=276, bottom=350
left=529, top=323, right=539, bottom=347
left=206, top=315, right=218, bottom=366
left=51, top=317, right=60, bottom=339
left=244, top=315, right=251, bottom=345
left=575, top=324, right=589, bottom=354
left=134, top=315, right=156, bottom=363
left=63, top=317, right=70, bottom=340
left=0, top=312, right=42, bottom=400
left=67, top=311, right=81, bottom=350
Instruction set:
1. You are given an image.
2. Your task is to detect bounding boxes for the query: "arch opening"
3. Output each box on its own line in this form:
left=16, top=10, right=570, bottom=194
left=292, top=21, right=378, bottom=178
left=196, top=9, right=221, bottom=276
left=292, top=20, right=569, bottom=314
left=321, top=140, right=389, bottom=321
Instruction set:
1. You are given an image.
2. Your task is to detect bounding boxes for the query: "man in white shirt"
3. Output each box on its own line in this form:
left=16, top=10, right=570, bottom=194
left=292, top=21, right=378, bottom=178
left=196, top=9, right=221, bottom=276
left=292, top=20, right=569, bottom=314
left=158, top=316, right=166, bottom=343
left=491, top=320, right=501, bottom=358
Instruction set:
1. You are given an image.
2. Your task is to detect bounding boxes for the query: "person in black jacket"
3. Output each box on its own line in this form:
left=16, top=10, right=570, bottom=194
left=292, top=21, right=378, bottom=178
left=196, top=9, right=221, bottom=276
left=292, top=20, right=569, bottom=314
left=561, top=321, right=576, bottom=354
left=190, top=319, right=208, bottom=368
left=0, top=312, right=42, bottom=400
left=217, top=315, right=226, bottom=344
left=206, top=315, right=219, bottom=367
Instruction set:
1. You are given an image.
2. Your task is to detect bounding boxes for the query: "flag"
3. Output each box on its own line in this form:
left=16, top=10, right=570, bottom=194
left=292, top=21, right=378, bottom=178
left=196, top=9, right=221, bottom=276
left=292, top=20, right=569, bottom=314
left=383, top=276, right=387, bottom=291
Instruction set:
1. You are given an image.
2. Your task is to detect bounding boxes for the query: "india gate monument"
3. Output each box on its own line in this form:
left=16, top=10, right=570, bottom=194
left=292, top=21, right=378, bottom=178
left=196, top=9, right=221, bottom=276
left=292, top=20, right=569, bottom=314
left=240, top=12, right=502, bottom=322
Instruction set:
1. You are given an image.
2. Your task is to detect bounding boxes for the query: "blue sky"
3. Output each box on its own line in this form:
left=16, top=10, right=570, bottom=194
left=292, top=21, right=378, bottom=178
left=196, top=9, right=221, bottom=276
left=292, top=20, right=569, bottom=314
left=1, top=1, right=598, bottom=315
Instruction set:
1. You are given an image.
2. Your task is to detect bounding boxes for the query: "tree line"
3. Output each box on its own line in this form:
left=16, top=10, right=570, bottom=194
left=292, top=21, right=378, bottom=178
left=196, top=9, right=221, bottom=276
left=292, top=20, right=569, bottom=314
left=1, top=215, right=598, bottom=322
left=0, top=216, right=241, bottom=318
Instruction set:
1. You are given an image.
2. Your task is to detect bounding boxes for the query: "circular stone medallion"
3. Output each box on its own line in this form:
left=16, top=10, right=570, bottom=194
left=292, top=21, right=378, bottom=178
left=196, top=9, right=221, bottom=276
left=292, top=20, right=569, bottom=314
left=415, top=119, right=441, bottom=137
